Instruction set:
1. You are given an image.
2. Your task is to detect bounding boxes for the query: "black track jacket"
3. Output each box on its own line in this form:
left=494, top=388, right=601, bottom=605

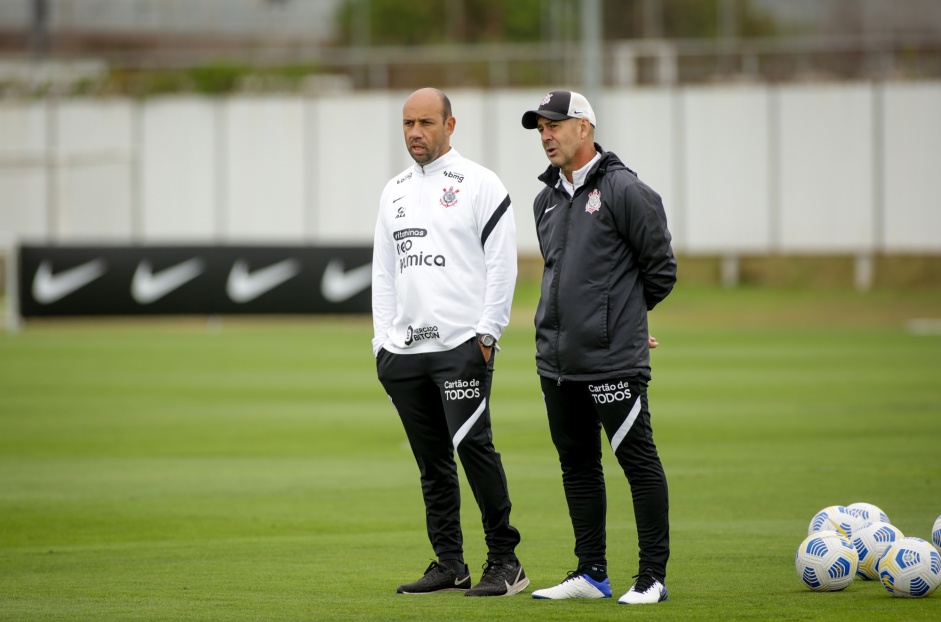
left=533, top=144, right=677, bottom=382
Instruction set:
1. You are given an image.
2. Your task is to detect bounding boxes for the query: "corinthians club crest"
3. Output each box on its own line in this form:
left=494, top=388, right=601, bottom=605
left=585, top=189, right=602, bottom=214
left=440, top=186, right=460, bottom=208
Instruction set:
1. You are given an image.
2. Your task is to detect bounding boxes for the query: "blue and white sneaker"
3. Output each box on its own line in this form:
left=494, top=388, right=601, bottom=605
left=532, top=571, right=612, bottom=600
left=618, top=574, right=668, bottom=604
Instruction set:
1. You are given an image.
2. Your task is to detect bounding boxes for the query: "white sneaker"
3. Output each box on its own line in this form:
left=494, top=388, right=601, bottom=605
left=532, top=572, right=612, bottom=599
left=618, top=575, right=668, bottom=604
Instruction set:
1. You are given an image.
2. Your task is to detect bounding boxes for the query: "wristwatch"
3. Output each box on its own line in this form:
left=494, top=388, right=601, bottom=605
left=477, top=333, right=497, bottom=348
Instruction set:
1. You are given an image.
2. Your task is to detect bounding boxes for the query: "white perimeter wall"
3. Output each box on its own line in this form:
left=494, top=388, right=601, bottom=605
left=1, top=81, right=939, bottom=255
left=778, top=83, right=876, bottom=252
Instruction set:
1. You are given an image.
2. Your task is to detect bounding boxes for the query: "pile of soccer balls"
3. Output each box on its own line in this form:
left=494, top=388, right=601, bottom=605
left=794, top=503, right=941, bottom=598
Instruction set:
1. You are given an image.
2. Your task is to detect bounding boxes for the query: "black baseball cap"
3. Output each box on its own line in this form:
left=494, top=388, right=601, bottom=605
left=521, top=90, right=597, bottom=129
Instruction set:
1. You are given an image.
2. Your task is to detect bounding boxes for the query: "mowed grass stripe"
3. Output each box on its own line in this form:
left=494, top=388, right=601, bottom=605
left=1, top=286, right=940, bottom=621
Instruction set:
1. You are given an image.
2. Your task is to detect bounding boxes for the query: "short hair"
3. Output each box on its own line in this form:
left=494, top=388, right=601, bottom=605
left=442, top=93, right=452, bottom=121
left=434, top=89, right=452, bottom=121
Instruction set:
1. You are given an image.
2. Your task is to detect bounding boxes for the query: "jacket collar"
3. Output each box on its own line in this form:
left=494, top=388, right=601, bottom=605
left=413, top=148, right=461, bottom=176
left=537, top=142, right=616, bottom=189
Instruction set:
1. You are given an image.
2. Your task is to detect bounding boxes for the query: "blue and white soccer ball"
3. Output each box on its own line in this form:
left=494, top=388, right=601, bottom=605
left=852, top=521, right=904, bottom=580
left=809, top=505, right=865, bottom=539
left=933, top=514, right=941, bottom=552
left=846, top=502, right=890, bottom=526
left=795, top=530, right=859, bottom=592
left=877, top=537, right=941, bottom=598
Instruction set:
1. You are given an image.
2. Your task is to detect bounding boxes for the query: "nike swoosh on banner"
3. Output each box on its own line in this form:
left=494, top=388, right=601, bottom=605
left=320, top=259, right=372, bottom=303
left=131, top=258, right=205, bottom=304
left=545, top=204, right=557, bottom=213
left=32, top=259, right=107, bottom=304
left=227, top=258, right=301, bottom=303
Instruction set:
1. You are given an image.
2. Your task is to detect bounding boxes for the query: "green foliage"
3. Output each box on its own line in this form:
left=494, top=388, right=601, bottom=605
left=186, top=61, right=247, bottom=94
left=333, top=0, right=779, bottom=46
left=103, top=61, right=323, bottom=97
left=334, top=0, right=546, bottom=46
left=1, top=287, right=940, bottom=620
left=658, top=0, right=779, bottom=39
left=603, top=0, right=780, bottom=40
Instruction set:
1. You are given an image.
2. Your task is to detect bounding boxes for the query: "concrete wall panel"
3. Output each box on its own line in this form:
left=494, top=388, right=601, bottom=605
left=882, top=82, right=941, bottom=251
left=54, top=100, right=134, bottom=241
left=778, top=84, right=875, bottom=252
left=682, top=86, right=772, bottom=253
left=0, top=102, right=48, bottom=240
left=223, top=96, right=305, bottom=241
left=140, top=97, right=217, bottom=242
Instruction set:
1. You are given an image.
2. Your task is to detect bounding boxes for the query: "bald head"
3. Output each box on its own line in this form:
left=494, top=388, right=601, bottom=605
left=405, top=88, right=452, bottom=122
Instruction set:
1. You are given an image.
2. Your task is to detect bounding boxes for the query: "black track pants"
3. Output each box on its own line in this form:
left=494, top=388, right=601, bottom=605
left=377, top=337, right=521, bottom=563
left=540, top=375, right=669, bottom=580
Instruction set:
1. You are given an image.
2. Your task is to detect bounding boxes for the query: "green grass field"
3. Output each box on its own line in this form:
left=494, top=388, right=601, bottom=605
left=2, top=284, right=940, bottom=621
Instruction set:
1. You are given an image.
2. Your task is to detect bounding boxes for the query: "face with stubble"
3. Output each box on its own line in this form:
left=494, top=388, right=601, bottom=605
left=402, top=89, right=455, bottom=166
left=536, top=116, right=592, bottom=180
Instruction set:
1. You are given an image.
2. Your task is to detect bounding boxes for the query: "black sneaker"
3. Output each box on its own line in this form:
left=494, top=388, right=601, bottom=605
left=465, top=559, right=530, bottom=597
left=396, top=561, right=471, bottom=594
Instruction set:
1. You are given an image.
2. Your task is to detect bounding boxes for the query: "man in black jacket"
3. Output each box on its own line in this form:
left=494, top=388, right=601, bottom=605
left=522, top=90, right=677, bottom=605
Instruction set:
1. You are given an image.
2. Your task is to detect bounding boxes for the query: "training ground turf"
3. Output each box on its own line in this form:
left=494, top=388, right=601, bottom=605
left=1, top=284, right=940, bottom=621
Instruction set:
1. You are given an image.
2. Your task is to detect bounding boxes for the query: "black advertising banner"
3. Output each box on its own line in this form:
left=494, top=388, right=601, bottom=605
left=18, top=245, right=373, bottom=317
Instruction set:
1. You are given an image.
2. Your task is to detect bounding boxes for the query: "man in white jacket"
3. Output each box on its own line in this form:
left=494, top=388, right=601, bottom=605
left=372, top=88, right=526, bottom=597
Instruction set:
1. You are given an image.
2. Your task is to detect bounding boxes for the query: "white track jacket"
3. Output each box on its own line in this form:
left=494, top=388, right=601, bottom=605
left=372, top=149, right=517, bottom=356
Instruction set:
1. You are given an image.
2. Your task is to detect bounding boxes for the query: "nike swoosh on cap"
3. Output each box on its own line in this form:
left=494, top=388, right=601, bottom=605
left=32, top=259, right=107, bottom=304
left=131, top=258, right=205, bottom=304
left=227, top=258, right=301, bottom=303
left=320, top=259, right=372, bottom=303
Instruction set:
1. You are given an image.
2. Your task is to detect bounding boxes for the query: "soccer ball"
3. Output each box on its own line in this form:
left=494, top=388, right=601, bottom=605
left=852, top=521, right=904, bottom=580
left=933, top=514, right=941, bottom=552
left=795, top=530, right=859, bottom=591
left=809, top=505, right=865, bottom=538
left=846, top=502, right=890, bottom=526
left=877, top=537, right=941, bottom=598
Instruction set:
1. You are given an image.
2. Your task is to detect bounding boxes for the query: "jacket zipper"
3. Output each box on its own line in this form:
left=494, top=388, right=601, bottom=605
left=545, top=157, right=605, bottom=386
left=552, top=189, right=576, bottom=385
